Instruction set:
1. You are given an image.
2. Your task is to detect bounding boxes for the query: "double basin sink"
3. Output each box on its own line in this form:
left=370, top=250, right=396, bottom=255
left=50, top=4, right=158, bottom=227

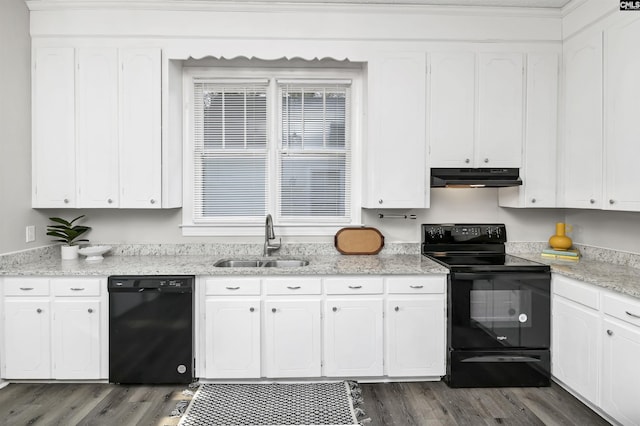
left=214, top=259, right=309, bottom=268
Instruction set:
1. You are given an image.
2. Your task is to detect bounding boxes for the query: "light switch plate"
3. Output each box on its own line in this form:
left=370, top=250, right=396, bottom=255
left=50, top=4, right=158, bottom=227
left=26, top=225, right=35, bottom=243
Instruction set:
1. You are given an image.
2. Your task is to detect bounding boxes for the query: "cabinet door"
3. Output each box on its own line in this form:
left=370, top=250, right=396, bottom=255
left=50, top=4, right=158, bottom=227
left=552, top=296, right=599, bottom=405
left=52, top=300, right=101, bottom=379
left=324, top=299, right=383, bottom=377
left=562, top=32, right=603, bottom=209
left=476, top=53, right=524, bottom=167
left=205, top=299, right=261, bottom=379
left=428, top=52, right=475, bottom=167
left=365, top=53, right=428, bottom=208
left=119, top=48, right=162, bottom=208
left=32, top=47, right=76, bottom=208
left=76, top=48, right=119, bottom=208
left=499, top=53, right=559, bottom=208
left=604, top=17, right=640, bottom=211
left=386, top=296, right=445, bottom=377
left=602, top=319, right=640, bottom=425
left=3, top=300, right=51, bottom=379
left=264, top=299, right=321, bottom=378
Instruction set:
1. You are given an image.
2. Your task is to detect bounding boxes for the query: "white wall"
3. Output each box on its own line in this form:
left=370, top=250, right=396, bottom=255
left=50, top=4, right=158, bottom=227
left=565, top=210, right=640, bottom=254
left=0, top=0, right=49, bottom=255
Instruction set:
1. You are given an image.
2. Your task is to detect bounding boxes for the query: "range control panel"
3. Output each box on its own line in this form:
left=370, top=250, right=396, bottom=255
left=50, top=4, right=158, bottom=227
left=422, top=224, right=507, bottom=244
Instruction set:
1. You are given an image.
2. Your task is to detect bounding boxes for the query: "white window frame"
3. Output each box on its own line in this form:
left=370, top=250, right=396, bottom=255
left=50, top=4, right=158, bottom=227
left=181, top=66, right=362, bottom=237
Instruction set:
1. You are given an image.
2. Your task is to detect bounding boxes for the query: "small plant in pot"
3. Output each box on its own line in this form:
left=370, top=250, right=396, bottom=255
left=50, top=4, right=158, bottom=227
left=47, top=215, right=91, bottom=260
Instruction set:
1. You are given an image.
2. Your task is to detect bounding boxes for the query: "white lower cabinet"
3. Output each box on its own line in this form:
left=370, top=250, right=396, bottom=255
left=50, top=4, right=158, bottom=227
left=324, top=298, right=383, bottom=377
left=2, top=277, right=106, bottom=380
left=264, top=299, right=322, bottom=378
left=4, top=299, right=52, bottom=379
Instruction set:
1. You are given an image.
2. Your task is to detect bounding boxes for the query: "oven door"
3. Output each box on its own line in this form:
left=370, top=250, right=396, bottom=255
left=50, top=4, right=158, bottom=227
left=448, top=270, right=550, bottom=350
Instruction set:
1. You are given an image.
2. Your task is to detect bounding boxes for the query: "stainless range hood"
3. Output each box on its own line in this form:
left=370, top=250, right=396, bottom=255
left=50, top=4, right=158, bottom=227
left=431, top=168, right=523, bottom=188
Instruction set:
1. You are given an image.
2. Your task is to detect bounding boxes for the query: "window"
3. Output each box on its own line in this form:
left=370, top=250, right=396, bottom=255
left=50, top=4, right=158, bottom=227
left=182, top=64, right=361, bottom=236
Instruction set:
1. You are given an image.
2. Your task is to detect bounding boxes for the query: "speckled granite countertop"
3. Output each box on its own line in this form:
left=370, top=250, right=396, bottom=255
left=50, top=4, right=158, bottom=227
left=517, top=253, right=640, bottom=300
left=0, top=253, right=448, bottom=277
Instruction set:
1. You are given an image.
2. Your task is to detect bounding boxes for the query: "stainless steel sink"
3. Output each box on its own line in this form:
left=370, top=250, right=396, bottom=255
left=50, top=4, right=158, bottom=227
left=213, top=260, right=264, bottom=268
left=262, top=260, right=310, bottom=268
left=213, top=259, right=309, bottom=268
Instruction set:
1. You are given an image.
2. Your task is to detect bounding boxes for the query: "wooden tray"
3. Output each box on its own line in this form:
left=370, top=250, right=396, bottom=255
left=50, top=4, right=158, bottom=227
left=334, top=227, right=385, bottom=255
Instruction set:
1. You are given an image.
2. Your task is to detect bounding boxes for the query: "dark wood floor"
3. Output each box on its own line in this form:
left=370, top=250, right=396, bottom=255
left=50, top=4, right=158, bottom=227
left=0, top=381, right=609, bottom=426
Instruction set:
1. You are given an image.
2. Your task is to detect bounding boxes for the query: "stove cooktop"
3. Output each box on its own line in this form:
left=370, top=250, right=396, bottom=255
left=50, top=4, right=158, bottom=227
left=423, top=252, right=549, bottom=272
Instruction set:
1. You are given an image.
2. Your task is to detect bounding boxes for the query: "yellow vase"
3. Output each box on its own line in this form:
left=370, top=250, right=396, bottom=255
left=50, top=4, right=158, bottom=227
left=548, top=222, right=572, bottom=250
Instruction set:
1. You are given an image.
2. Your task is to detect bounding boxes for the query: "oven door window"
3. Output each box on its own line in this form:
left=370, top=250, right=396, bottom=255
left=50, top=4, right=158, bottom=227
left=449, top=271, right=550, bottom=350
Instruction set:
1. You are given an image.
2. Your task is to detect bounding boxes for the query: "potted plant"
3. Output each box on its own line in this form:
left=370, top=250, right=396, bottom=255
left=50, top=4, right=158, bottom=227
left=47, top=215, right=91, bottom=260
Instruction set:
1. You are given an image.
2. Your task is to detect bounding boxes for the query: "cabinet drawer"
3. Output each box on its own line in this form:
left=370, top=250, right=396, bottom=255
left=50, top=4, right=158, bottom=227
left=553, top=275, right=599, bottom=310
left=603, top=293, right=640, bottom=328
left=386, top=276, right=445, bottom=294
left=206, top=278, right=261, bottom=296
left=53, top=278, right=102, bottom=296
left=324, top=277, right=383, bottom=295
left=4, top=278, right=50, bottom=296
left=264, top=277, right=321, bottom=295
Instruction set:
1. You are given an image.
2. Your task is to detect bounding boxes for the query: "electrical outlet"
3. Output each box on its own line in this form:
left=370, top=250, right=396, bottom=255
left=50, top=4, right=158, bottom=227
left=26, top=225, right=35, bottom=243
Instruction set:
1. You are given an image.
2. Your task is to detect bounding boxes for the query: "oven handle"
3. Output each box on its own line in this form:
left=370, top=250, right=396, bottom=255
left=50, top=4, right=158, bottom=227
left=461, top=355, right=542, bottom=363
left=451, top=271, right=550, bottom=281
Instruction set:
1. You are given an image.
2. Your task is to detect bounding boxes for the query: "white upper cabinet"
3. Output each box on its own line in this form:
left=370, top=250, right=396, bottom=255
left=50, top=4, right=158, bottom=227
left=364, top=53, right=428, bottom=209
left=499, top=53, right=559, bottom=208
left=31, top=46, right=165, bottom=209
left=428, top=52, right=475, bottom=167
left=604, top=16, right=640, bottom=211
left=32, top=48, right=76, bottom=208
left=429, top=51, right=523, bottom=169
left=77, top=48, right=120, bottom=208
left=476, top=53, right=524, bottom=167
left=562, top=31, right=603, bottom=209
left=119, top=48, right=162, bottom=208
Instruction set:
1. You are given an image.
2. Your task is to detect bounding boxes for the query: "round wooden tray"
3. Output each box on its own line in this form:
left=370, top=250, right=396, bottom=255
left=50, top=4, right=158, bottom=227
left=334, top=227, right=385, bottom=255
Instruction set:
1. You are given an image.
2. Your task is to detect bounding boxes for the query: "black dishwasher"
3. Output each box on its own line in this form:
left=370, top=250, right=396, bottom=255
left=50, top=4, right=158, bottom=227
left=108, top=276, right=194, bottom=384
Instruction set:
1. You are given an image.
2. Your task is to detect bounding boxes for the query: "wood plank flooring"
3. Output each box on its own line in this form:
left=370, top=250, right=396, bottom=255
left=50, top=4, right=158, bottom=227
left=0, top=381, right=609, bottom=426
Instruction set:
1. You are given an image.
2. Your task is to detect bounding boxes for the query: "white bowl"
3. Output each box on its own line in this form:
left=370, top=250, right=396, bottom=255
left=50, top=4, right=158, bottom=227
left=78, top=245, right=112, bottom=262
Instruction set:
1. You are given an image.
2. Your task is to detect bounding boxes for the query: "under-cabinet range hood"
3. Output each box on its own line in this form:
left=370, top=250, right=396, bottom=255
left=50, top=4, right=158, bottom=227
left=430, top=168, right=523, bottom=188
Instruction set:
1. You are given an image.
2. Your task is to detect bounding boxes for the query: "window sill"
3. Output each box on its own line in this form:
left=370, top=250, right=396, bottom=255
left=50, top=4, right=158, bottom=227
left=181, top=224, right=355, bottom=237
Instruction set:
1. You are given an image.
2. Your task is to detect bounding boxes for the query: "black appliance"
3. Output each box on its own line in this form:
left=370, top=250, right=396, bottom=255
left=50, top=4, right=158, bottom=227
left=422, top=224, right=551, bottom=388
left=431, top=167, right=523, bottom=188
left=108, top=275, right=194, bottom=384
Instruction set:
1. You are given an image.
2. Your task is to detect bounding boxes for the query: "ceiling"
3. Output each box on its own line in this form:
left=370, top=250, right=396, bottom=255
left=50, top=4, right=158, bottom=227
left=198, top=0, right=575, bottom=8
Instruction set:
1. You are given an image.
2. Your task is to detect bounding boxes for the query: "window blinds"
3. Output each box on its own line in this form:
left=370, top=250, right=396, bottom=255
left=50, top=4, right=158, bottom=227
left=193, top=80, right=268, bottom=221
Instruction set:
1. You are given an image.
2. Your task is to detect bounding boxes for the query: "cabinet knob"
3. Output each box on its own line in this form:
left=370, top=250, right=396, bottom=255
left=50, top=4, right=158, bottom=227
left=609, top=199, right=615, bottom=205
left=107, top=198, right=113, bottom=204
left=63, top=198, right=69, bottom=204
left=37, top=308, right=42, bottom=314
left=272, top=308, right=277, bottom=313
left=250, top=307, right=255, bottom=312
left=465, top=158, right=470, bottom=164
left=378, top=199, right=383, bottom=205
left=88, top=308, right=93, bottom=313
left=607, top=329, right=614, bottom=336
left=394, top=306, right=399, bottom=312
left=531, top=198, right=536, bottom=203
left=332, top=307, right=338, bottom=312
left=484, top=158, right=489, bottom=163
left=590, top=199, right=595, bottom=204
left=150, top=199, right=156, bottom=205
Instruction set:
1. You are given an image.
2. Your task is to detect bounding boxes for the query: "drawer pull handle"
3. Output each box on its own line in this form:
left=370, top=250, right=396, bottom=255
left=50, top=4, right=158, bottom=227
left=607, top=329, right=614, bottom=336
left=348, top=285, right=362, bottom=289
left=626, top=311, right=640, bottom=319
left=225, top=286, right=240, bottom=290
left=287, top=286, right=301, bottom=290
left=70, top=288, right=85, bottom=291
left=409, top=285, right=424, bottom=289
left=19, top=287, right=34, bottom=291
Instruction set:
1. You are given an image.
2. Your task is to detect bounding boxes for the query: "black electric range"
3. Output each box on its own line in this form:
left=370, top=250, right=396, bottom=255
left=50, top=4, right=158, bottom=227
left=422, top=224, right=551, bottom=388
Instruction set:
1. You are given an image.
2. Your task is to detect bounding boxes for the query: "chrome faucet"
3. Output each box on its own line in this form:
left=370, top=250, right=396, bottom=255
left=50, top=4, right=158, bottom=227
left=263, top=214, right=281, bottom=256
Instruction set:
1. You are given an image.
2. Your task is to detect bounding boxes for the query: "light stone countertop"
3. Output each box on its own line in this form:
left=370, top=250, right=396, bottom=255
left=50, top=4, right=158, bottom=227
left=0, top=253, right=448, bottom=277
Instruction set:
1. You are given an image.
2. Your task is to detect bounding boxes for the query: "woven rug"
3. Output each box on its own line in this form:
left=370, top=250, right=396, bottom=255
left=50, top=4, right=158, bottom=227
left=178, top=381, right=365, bottom=426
